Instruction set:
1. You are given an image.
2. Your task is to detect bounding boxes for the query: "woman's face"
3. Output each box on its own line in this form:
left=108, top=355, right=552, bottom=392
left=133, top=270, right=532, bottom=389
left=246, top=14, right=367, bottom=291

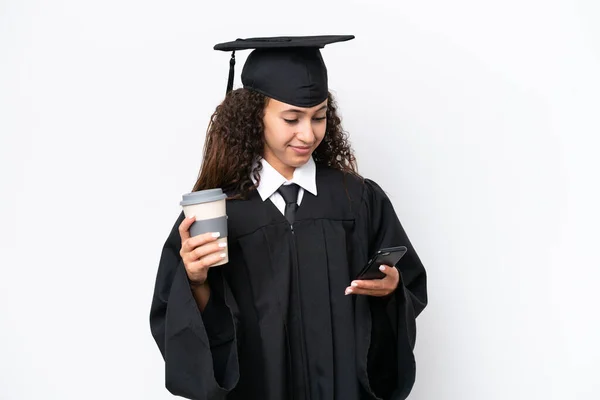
left=262, top=98, right=328, bottom=179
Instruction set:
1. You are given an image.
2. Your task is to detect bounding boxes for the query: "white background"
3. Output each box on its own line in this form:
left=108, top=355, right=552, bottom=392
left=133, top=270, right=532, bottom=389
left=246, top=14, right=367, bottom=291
left=1, top=0, right=599, bottom=399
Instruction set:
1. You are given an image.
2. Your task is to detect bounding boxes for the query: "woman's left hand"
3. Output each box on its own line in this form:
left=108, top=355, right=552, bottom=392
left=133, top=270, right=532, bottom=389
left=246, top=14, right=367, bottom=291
left=345, top=265, right=400, bottom=297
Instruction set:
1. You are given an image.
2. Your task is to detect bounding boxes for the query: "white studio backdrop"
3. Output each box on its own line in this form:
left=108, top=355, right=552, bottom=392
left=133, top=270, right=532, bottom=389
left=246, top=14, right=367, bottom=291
left=1, top=0, right=599, bottom=399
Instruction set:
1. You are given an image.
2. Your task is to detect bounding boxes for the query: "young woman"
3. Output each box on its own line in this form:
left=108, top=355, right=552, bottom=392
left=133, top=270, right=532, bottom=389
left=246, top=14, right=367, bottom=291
left=150, top=35, right=427, bottom=400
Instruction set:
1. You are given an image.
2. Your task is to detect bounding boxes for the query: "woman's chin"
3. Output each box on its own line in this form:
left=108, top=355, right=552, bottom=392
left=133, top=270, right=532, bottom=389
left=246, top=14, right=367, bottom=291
left=287, top=146, right=313, bottom=159
left=286, top=154, right=312, bottom=167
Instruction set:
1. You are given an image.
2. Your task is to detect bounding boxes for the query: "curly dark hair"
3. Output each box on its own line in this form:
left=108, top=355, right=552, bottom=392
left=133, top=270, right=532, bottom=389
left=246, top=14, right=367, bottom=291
left=192, top=88, right=359, bottom=198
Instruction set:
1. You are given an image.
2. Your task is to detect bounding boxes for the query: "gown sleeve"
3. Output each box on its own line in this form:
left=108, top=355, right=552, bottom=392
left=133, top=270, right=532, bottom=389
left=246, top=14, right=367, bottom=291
left=359, top=179, right=428, bottom=400
left=149, top=212, right=239, bottom=400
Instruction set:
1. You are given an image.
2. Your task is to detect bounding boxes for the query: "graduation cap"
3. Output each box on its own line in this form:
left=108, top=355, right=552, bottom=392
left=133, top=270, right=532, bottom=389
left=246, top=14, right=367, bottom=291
left=214, top=35, right=355, bottom=107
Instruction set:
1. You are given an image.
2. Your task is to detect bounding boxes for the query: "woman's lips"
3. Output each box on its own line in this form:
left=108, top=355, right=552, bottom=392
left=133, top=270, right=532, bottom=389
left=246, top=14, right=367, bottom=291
left=289, top=145, right=312, bottom=155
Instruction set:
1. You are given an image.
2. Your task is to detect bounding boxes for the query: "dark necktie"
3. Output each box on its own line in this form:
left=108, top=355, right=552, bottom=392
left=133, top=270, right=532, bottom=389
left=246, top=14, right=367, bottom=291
left=277, top=183, right=300, bottom=225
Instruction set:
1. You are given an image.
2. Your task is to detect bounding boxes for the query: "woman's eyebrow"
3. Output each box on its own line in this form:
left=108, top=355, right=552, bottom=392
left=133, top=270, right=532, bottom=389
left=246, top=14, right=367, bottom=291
left=281, top=105, right=327, bottom=114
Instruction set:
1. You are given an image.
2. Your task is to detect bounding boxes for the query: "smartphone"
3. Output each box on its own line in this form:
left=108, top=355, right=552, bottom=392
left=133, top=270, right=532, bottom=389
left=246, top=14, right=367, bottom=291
left=355, top=246, right=408, bottom=280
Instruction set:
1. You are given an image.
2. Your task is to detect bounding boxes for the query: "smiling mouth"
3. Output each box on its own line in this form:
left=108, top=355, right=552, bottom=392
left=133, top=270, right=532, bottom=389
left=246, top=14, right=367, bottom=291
left=289, top=145, right=312, bottom=155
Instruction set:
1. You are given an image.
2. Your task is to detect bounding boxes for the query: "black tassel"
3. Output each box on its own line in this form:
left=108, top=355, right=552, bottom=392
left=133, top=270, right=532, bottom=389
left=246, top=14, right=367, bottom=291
left=226, top=51, right=236, bottom=95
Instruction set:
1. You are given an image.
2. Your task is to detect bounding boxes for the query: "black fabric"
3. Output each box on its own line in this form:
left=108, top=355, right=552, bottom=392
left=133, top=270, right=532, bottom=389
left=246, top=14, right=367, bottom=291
left=149, top=166, right=428, bottom=400
left=200, top=270, right=235, bottom=386
left=278, top=183, right=300, bottom=225
left=213, top=35, right=355, bottom=107
left=214, top=36, right=355, bottom=51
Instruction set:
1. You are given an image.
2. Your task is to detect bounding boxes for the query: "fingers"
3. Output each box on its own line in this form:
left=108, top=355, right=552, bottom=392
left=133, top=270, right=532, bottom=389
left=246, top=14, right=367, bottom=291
left=182, top=231, right=221, bottom=253
left=380, top=264, right=400, bottom=281
left=187, top=251, right=228, bottom=281
left=178, top=216, right=196, bottom=242
left=345, top=265, right=399, bottom=297
left=190, top=239, right=227, bottom=262
left=347, top=287, right=389, bottom=296
left=351, top=278, right=386, bottom=291
left=346, top=283, right=389, bottom=296
left=182, top=232, right=228, bottom=285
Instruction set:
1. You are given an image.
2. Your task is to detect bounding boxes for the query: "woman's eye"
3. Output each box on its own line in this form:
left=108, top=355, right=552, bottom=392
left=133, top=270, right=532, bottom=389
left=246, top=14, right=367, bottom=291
left=284, top=119, right=298, bottom=124
left=313, top=116, right=327, bottom=122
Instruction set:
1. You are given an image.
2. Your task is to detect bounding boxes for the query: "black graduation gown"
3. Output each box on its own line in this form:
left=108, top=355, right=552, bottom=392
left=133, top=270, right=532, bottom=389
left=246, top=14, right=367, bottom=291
left=149, top=167, right=427, bottom=400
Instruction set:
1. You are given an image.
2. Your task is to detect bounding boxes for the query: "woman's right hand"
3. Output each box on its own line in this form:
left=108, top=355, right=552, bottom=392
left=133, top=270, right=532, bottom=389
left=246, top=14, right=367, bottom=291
left=179, top=216, right=227, bottom=286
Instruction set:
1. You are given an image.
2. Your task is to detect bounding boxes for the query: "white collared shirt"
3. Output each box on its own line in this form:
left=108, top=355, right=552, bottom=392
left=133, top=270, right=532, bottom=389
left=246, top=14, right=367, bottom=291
left=252, top=157, right=318, bottom=215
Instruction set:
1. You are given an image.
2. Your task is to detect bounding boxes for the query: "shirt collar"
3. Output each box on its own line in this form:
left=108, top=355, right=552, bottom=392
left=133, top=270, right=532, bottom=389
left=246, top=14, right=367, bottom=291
left=252, top=157, right=317, bottom=201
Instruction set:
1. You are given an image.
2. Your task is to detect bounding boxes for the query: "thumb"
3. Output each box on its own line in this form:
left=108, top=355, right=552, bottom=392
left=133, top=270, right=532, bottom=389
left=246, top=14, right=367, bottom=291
left=178, top=215, right=196, bottom=242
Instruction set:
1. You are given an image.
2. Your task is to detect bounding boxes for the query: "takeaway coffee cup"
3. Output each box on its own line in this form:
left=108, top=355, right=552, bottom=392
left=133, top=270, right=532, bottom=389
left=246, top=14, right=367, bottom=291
left=180, top=188, right=228, bottom=266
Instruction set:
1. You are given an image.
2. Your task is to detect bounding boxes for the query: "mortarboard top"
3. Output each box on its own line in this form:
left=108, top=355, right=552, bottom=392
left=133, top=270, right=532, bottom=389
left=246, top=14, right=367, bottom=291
left=214, top=35, right=355, bottom=108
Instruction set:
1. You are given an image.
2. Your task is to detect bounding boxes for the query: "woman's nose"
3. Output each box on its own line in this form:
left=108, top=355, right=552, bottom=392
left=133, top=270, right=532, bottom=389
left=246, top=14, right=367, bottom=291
left=296, top=120, right=315, bottom=142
